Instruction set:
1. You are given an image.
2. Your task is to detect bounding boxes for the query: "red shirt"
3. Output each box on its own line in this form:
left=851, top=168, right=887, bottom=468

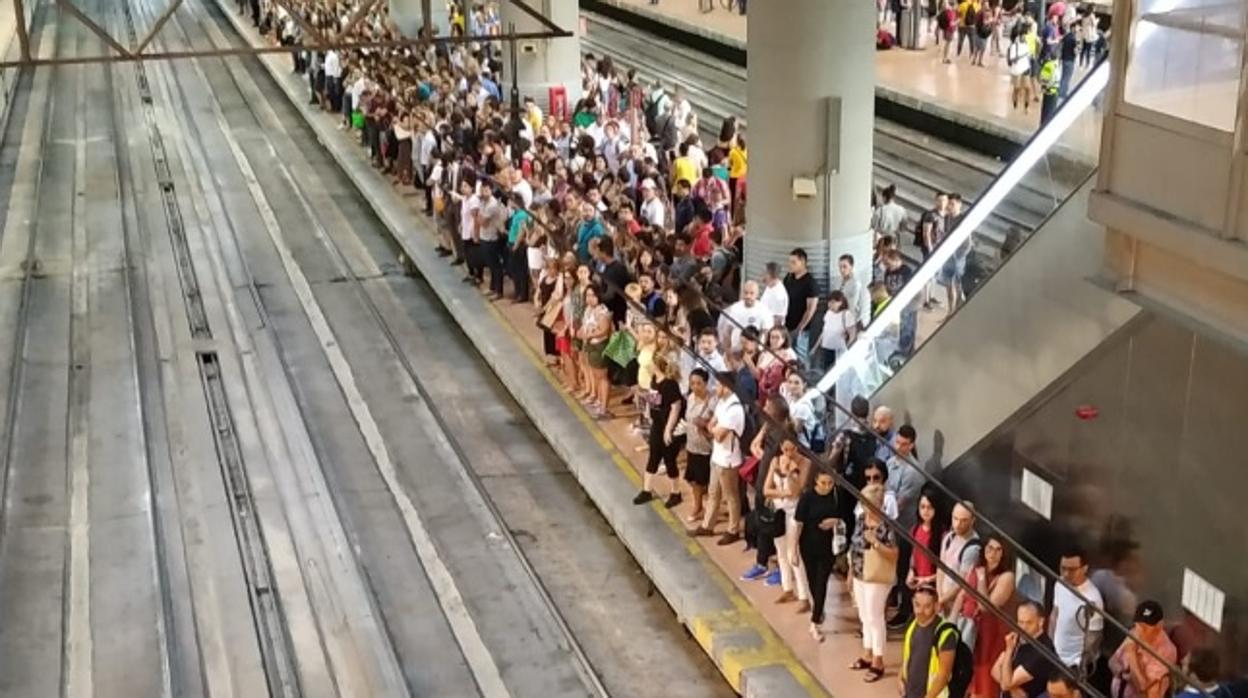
left=691, top=224, right=714, bottom=258
left=911, top=523, right=937, bottom=578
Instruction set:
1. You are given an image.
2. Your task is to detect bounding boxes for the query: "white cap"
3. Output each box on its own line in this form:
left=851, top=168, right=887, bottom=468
left=640, top=178, right=656, bottom=190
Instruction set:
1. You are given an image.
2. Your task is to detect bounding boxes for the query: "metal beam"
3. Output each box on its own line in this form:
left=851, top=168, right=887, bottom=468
left=0, top=29, right=575, bottom=68
left=421, top=0, right=433, bottom=38
left=336, top=0, right=379, bottom=40
left=133, top=0, right=184, bottom=55
left=13, top=0, right=31, bottom=62
left=269, top=0, right=329, bottom=48
left=57, top=0, right=133, bottom=57
left=505, top=0, right=564, bottom=35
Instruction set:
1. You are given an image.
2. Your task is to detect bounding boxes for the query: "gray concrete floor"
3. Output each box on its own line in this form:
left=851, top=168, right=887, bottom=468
left=0, top=0, right=732, bottom=696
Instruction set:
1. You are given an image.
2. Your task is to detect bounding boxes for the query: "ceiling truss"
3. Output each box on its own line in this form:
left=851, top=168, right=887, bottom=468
left=1, top=0, right=572, bottom=68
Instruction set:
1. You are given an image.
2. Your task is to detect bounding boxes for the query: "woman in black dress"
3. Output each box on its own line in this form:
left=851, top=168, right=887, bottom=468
left=632, top=354, right=684, bottom=508
left=792, top=469, right=847, bottom=643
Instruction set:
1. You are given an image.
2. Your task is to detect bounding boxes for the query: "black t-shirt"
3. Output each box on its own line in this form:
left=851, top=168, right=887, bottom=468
left=687, top=307, right=715, bottom=338
left=1060, top=30, right=1078, bottom=61
left=650, top=377, right=683, bottom=426
left=920, top=208, right=946, bottom=250
left=1012, top=633, right=1056, bottom=698
left=795, top=489, right=842, bottom=555
left=600, top=259, right=633, bottom=324
left=905, top=621, right=960, bottom=698
left=783, top=271, right=817, bottom=332
left=884, top=264, right=914, bottom=297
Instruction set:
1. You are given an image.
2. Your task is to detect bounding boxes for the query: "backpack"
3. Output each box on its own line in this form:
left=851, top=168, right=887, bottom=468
left=936, top=621, right=976, bottom=698
left=840, top=429, right=878, bottom=487
left=937, top=8, right=954, bottom=31
left=805, top=418, right=829, bottom=455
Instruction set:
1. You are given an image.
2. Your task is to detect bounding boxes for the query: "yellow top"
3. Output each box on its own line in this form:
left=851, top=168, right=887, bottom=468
left=636, top=343, right=657, bottom=390
left=728, top=146, right=748, bottom=179
left=671, top=157, right=699, bottom=188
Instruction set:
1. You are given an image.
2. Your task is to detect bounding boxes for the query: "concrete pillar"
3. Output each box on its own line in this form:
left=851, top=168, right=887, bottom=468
left=499, top=0, right=583, bottom=111
left=388, top=0, right=450, bottom=41
left=744, top=0, right=875, bottom=290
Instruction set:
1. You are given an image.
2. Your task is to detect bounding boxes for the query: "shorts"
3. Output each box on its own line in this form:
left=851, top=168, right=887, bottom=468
left=938, top=256, right=966, bottom=286
left=585, top=340, right=608, bottom=369
left=555, top=335, right=572, bottom=356
left=684, top=452, right=711, bottom=487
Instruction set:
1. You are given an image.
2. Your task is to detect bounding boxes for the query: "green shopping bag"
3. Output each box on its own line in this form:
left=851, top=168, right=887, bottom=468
left=351, top=111, right=365, bottom=129
left=603, top=330, right=637, bottom=367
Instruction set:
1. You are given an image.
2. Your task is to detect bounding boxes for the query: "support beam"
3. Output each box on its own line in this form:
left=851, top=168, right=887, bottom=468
left=13, top=0, right=31, bottom=62
left=421, top=0, right=432, bottom=37
left=269, top=0, right=328, bottom=48
left=337, top=0, right=380, bottom=40
left=0, top=29, right=574, bottom=68
left=505, top=0, right=564, bottom=35
left=57, top=0, right=134, bottom=57
left=134, top=0, right=185, bottom=55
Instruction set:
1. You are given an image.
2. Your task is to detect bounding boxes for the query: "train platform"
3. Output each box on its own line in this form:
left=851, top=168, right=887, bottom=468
left=584, top=0, right=1101, bottom=163
left=220, top=9, right=921, bottom=698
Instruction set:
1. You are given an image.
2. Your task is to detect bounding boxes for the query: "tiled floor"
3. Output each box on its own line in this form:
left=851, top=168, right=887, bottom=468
left=598, top=0, right=1102, bottom=157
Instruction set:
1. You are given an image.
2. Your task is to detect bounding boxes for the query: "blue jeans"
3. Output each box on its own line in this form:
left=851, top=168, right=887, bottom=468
left=794, top=329, right=811, bottom=368
left=1060, top=59, right=1075, bottom=98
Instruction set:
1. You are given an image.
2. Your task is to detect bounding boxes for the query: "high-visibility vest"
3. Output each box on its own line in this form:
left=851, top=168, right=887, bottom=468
left=1040, top=59, right=1061, bottom=95
left=902, top=619, right=958, bottom=698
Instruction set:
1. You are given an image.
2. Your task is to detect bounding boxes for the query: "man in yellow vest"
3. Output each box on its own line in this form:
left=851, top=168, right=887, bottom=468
left=901, top=586, right=958, bottom=698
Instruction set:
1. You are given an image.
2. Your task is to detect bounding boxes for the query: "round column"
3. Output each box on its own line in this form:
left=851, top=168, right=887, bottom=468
left=388, top=0, right=451, bottom=40
left=744, top=0, right=875, bottom=290
left=499, top=0, right=583, bottom=111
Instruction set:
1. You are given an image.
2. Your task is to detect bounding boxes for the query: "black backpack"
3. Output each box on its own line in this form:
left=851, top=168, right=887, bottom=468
left=935, top=621, right=976, bottom=698
left=841, top=429, right=878, bottom=487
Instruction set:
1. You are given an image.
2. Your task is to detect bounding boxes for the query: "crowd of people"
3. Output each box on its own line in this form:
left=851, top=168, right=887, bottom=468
left=238, top=0, right=1243, bottom=694
left=876, top=0, right=1109, bottom=124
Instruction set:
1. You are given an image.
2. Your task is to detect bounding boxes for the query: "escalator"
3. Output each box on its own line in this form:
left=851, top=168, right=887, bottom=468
left=805, top=58, right=1246, bottom=669
left=813, top=62, right=1141, bottom=465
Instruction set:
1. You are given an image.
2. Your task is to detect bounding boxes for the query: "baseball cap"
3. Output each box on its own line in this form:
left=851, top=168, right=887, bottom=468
left=1133, top=600, right=1164, bottom=626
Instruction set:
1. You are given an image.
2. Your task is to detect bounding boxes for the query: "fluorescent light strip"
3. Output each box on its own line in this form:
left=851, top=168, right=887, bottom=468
left=811, top=62, right=1111, bottom=398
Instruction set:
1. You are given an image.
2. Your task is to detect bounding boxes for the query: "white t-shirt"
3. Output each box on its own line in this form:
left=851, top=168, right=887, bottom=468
left=639, top=197, right=665, bottom=227
left=760, top=282, right=789, bottom=326
left=1008, top=40, right=1033, bottom=76
left=1052, top=580, right=1105, bottom=666
left=459, top=194, right=480, bottom=241
left=719, top=301, right=775, bottom=351
left=710, top=395, right=745, bottom=468
left=511, top=179, right=533, bottom=209
left=819, top=308, right=854, bottom=352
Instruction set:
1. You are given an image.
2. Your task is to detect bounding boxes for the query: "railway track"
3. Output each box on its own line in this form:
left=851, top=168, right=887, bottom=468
left=581, top=11, right=1086, bottom=254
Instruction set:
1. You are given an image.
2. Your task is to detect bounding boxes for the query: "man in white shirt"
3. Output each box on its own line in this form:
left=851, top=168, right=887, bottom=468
left=689, top=374, right=745, bottom=545
left=1051, top=547, right=1105, bottom=674
left=638, top=179, right=665, bottom=227
left=457, top=179, right=481, bottom=283
left=508, top=168, right=533, bottom=209
left=759, top=263, right=789, bottom=329
left=680, top=329, right=728, bottom=394
left=323, top=49, right=342, bottom=112
left=833, top=254, right=870, bottom=329
left=718, top=280, right=774, bottom=353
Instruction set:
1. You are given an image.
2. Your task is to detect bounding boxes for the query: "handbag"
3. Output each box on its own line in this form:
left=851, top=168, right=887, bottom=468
left=539, top=297, right=563, bottom=331
left=756, top=504, right=786, bottom=539
left=603, top=330, right=638, bottom=367
left=862, top=531, right=897, bottom=585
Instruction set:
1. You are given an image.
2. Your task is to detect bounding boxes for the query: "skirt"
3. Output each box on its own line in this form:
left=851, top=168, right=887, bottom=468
left=527, top=246, right=545, bottom=272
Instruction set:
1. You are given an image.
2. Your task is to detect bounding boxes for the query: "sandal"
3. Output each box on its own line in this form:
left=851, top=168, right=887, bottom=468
left=864, top=667, right=885, bottom=683
left=849, top=659, right=872, bottom=671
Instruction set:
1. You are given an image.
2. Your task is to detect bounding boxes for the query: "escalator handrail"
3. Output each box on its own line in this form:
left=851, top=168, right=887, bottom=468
left=811, top=59, right=1112, bottom=398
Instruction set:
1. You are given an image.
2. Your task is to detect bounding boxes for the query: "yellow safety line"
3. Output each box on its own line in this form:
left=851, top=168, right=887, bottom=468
left=479, top=301, right=829, bottom=697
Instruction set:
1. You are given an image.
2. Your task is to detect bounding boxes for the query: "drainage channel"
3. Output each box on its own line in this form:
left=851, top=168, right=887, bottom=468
left=197, top=351, right=301, bottom=698
left=121, top=3, right=212, bottom=340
